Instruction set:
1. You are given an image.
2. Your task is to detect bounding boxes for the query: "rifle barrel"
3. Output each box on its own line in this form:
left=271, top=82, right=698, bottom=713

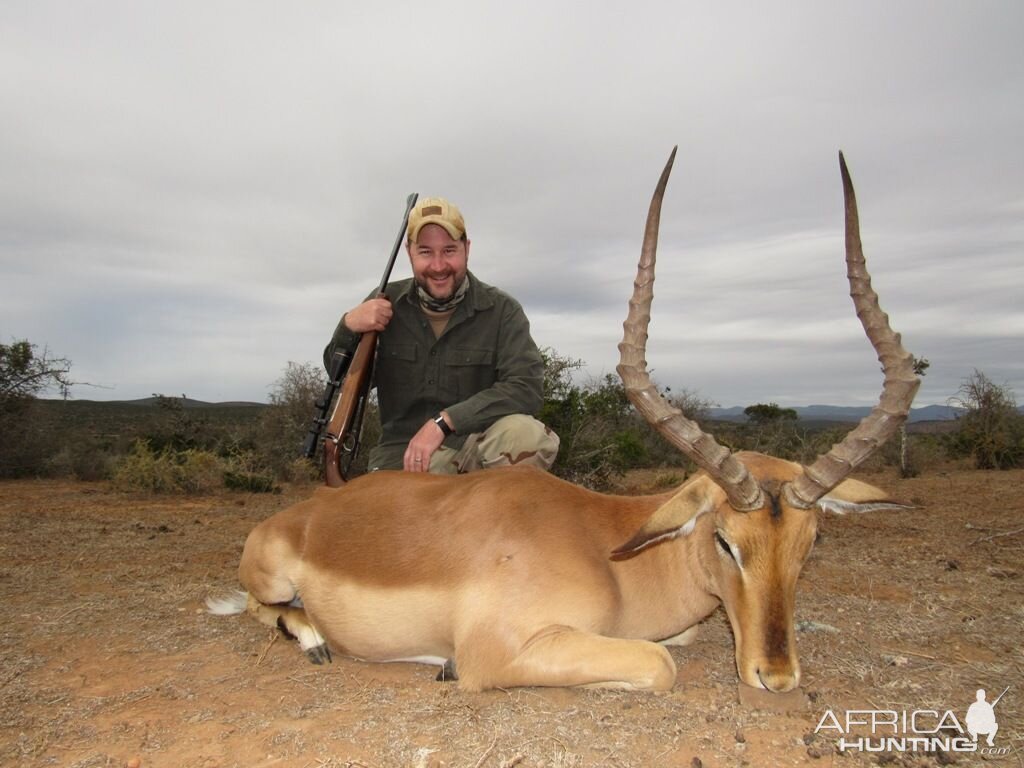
left=377, top=192, right=419, bottom=295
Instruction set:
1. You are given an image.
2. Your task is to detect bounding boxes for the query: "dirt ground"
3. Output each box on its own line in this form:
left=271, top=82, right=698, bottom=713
left=1, top=465, right=1021, bottom=768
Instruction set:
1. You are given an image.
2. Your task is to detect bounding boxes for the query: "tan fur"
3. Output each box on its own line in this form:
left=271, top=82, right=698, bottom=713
left=231, top=453, right=907, bottom=692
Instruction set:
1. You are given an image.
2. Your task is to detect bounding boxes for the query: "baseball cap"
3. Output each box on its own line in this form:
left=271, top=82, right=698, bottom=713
left=407, top=197, right=467, bottom=242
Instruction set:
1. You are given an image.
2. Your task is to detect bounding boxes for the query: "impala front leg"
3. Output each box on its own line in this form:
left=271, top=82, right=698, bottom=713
left=462, top=625, right=678, bottom=691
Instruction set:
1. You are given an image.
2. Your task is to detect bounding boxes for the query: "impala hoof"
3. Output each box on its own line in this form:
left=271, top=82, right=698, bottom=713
left=306, top=644, right=332, bottom=665
left=436, top=658, right=458, bottom=682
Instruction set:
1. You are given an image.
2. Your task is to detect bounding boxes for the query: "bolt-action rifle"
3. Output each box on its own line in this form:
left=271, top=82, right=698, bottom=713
left=301, top=192, right=419, bottom=486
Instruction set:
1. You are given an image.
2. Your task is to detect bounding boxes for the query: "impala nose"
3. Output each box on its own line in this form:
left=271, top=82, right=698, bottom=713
left=756, top=664, right=799, bottom=693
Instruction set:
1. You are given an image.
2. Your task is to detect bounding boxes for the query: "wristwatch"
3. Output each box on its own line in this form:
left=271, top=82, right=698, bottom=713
left=433, top=413, right=454, bottom=437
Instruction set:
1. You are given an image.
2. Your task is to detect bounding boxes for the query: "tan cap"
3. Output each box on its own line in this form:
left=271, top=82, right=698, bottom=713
left=407, top=197, right=467, bottom=242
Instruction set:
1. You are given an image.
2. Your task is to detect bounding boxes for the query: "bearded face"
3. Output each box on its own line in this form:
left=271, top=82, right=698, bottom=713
left=407, top=224, right=469, bottom=302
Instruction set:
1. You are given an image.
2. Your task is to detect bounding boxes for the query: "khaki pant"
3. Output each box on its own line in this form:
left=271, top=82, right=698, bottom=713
left=428, top=414, right=559, bottom=474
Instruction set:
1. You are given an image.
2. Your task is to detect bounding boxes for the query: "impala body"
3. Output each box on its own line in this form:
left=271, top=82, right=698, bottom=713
left=213, top=149, right=919, bottom=692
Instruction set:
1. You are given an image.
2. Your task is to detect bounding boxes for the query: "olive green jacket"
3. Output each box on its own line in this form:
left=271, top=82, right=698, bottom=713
left=324, top=272, right=544, bottom=469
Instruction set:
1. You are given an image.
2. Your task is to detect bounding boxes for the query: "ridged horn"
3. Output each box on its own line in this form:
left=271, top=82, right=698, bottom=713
left=617, top=147, right=764, bottom=512
left=782, top=152, right=920, bottom=508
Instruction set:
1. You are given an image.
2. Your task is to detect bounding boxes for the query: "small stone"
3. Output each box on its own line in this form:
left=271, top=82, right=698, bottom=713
left=734, top=730, right=746, bottom=744
left=795, top=620, right=840, bottom=634
left=737, top=683, right=809, bottom=712
left=690, top=759, right=703, bottom=768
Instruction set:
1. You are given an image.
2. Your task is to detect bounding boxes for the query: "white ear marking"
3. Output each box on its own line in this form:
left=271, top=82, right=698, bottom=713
left=817, top=498, right=913, bottom=515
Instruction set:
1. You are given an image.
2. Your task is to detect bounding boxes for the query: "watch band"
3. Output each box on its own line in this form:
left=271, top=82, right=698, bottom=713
left=433, top=413, right=454, bottom=437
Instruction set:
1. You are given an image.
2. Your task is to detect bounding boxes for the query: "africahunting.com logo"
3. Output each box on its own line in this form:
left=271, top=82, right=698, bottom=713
left=814, top=686, right=1010, bottom=757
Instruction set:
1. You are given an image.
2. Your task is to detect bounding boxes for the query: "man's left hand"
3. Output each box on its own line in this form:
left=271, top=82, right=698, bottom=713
left=403, top=414, right=452, bottom=472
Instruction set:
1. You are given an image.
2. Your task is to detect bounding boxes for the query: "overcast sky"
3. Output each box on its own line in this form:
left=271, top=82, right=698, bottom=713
left=3, top=1, right=1022, bottom=408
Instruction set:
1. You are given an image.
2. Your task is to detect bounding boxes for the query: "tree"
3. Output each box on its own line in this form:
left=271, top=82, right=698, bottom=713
left=742, top=402, right=803, bottom=459
left=0, top=339, right=73, bottom=409
left=899, top=356, right=930, bottom=477
left=0, top=339, right=74, bottom=477
left=743, top=403, right=798, bottom=425
left=949, top=370, right=1023, bottom=470
left=256, top=361, right=332, bottom=479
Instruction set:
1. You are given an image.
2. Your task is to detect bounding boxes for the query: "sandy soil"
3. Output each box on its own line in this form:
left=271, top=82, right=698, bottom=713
left=0, top=466, right=1021, bottom=768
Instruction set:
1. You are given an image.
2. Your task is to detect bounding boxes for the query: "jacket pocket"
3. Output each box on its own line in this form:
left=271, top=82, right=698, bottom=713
left=380, top=343, right=418, bottom=363
left=375, top=343, right=419, bottom=418
left=449, top=347, right=495, bottom=399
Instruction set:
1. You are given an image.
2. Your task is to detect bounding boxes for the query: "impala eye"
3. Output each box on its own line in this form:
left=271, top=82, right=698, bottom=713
left=715, top=531, right=736, bottom=562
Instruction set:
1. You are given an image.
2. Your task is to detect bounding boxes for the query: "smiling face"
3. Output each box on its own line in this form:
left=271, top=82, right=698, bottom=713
left=407, top=223, right=470, bottom=302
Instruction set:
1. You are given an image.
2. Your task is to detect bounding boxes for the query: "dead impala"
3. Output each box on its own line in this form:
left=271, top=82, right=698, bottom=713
left=210, top=149, right=919, bottom=692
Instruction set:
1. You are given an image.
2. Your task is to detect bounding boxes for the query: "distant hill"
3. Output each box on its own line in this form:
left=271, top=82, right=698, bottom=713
left=109, top=397, right=266, bottom=408
left=710, top=404, right=967, bottom=423
left=34, top=398, right=268, bottom=451
left=47, top=398, right=1023, bottom=424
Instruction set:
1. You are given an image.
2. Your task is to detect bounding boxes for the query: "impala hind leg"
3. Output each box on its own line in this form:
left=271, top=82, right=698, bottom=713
left=245, top=595, right=331, bottom=664
left=237, top=509, right=329, bottom=663
left=462, top=625, right=677, bottom=691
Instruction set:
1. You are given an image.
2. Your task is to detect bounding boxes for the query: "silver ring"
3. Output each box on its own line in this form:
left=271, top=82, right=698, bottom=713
left=414, top=458, right=423, bottom=463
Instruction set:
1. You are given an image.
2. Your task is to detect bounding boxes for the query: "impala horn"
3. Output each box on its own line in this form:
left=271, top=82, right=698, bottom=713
left=782, top=153, right=920, bottom=508
left=617, top=147, right=764, bottom=512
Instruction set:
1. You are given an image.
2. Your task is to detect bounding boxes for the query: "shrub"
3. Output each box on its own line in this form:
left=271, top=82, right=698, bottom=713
left=42, top=442, right=116, bottom=481
left=111, top=441, right=224, bottom=494
left=221, top=448, right=278, bottom=494
left=947, top=370, right=1024, bottom=469
left=223, top=470, right=276, bottom=493
left=538, top=350, right=701, bottom=488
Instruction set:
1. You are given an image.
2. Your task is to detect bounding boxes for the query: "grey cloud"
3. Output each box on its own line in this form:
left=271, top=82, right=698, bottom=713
left=2, top=1, right=1021, bottom=406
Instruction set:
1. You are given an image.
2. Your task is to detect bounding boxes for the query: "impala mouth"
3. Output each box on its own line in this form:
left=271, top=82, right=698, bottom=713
left=755, top=665, right=799, bottom=693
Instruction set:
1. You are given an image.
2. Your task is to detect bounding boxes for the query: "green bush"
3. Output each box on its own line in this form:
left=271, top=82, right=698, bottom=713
left=538, top=351, right=697, bottom=488
left=946, top=371, right=1024, bottom=469
left=111, top=441, right=223, bottom=494
left=223, top=469, right=276, bottom=493
left=221, top=448, right=278, bottom=493
left=42, top=442, right=116, bottom=481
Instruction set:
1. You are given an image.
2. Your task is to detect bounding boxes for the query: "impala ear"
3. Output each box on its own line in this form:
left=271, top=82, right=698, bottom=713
left=611, top=475, right=725, bottom=559
left=816, top=477, right=915, bottom=515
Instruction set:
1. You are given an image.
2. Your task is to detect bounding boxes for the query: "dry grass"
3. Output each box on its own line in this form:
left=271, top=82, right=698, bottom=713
left=0, top=468, right=1021, bottom=767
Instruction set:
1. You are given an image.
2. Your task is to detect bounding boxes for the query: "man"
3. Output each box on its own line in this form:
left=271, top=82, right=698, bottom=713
left=966, top=689, right=999, bottom=747
left=324, top=196, right=558, bottom=474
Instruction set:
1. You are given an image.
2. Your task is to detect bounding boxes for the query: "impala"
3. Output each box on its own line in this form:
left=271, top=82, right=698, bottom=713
left=210, top=148, right=919, bottom=692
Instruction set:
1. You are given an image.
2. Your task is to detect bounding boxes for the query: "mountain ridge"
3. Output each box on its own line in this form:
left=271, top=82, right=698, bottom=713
left=709, top=403, right=968, bottom=423
left=49, top=398, right=1004, bottom=423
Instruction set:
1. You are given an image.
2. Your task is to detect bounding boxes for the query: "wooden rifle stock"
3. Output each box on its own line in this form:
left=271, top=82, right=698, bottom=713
left=323, top=324, right=379, bottom=487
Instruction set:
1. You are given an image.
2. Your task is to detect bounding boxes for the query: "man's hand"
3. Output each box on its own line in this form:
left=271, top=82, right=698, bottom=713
left=403, top=412, right=454, bottom=472
left=343, top=297, right=393, bottom=333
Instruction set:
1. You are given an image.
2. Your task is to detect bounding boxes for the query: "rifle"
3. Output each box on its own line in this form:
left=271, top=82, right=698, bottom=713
left=302, top=192, right=418, bottom=486
left=991, top=686, right=1009, bottom=708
